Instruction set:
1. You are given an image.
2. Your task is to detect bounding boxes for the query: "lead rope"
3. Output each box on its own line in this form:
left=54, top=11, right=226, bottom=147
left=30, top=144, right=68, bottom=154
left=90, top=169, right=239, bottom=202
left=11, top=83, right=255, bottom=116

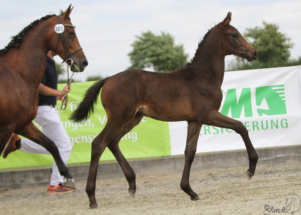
left=61, top=63, right=74, bottom=110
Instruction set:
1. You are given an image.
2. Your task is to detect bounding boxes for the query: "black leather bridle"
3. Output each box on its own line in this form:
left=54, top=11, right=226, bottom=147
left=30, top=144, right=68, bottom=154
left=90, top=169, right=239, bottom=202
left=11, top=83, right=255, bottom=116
left=55, top=16, right=82, bottom=63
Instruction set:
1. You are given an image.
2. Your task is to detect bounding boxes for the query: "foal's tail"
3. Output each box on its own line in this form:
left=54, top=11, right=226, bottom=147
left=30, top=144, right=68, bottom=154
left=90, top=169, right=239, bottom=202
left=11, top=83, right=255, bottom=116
left=70, top=78, right=108, bottom=122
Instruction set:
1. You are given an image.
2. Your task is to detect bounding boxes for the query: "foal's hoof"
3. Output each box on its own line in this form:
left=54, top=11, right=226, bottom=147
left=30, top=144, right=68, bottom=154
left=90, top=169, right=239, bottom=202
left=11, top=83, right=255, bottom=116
left=246, top=170, right=253, bottom=180
left=128, top=189, right=136, bottom=198
left=192, top=196, right=200, bottom=201
left=90, top=204, right=98, bottom=209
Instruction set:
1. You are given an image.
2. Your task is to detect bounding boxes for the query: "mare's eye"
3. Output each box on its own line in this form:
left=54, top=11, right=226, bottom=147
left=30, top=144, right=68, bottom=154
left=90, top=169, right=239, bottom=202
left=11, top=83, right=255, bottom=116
left=69, top=31, right=75, bottom=37
left=232, top=33, right=239, bottom=38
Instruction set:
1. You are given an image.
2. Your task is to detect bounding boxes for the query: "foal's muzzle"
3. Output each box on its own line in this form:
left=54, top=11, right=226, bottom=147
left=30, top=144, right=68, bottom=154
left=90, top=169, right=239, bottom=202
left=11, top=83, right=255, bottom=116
left=241, top=49, right=257, bottom=62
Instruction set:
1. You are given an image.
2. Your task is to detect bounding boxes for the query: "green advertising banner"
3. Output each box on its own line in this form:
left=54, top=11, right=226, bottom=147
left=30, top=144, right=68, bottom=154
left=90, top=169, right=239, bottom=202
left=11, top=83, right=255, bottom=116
left=0, top=81, right=171, bottom=170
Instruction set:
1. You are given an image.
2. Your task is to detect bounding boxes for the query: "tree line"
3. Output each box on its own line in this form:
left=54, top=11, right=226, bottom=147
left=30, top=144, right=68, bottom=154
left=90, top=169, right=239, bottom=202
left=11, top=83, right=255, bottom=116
left=58, top=21, right=300, bottom=82
left=228, top=22, right=301, bottom=71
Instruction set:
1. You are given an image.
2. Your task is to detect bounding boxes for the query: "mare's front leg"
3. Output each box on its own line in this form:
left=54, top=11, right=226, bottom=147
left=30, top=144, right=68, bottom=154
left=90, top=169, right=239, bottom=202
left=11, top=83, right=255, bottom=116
left=207, top=111, right=258, bottom=178
left=16, top=122, right=72, bottom=179
left=180, top=121, right=202, bottom=200
left=0, top=126, right=14, bottom=156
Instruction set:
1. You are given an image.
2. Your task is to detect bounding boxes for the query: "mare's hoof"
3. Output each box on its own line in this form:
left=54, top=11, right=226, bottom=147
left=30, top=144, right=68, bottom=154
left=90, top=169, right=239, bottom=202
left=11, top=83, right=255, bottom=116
left=128, top=189, right=136, bottom=198
left=63, top=178, right=76, bottom=190
left=192, top=196, right=200, bottom=201
left=246, top=170, right=253, bottom=180
left=90, top=204, right=98, bottom=209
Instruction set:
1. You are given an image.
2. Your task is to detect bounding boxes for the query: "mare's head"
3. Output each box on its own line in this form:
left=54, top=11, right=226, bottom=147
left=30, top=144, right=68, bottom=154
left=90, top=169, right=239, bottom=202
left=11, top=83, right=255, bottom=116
left=47, top=5, right=88, bottom=72
left=215, top=12, right=257, bottom=62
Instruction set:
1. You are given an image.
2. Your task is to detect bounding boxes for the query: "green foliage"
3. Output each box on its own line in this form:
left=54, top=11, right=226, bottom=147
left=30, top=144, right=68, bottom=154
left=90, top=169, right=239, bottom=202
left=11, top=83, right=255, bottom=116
left=128, top=31, right=188, bottom=73
left=56, top=63, right=84, bottom=83
left=55, top=63, right=66, bottom=76
left=56, top=63, right=69, bottom=83
left=229, top=22, right=297, bottom=71
left=285, top=57, right=301, bottom=67
left=58, top=78, right=69, bottom=83
left=57, top=78, right=81, bottom=83
left=86, top=75, right=103, bottom=82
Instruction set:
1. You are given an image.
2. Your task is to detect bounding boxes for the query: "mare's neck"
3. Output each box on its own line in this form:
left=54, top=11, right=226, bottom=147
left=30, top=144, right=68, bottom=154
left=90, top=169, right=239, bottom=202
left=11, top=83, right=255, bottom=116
left=11, top=22, right=51, bottom=88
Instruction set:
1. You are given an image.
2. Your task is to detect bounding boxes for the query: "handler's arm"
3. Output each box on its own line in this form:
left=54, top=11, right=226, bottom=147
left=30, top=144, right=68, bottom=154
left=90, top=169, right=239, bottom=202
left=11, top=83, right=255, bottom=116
left=38, top=83, right=70, bottom=97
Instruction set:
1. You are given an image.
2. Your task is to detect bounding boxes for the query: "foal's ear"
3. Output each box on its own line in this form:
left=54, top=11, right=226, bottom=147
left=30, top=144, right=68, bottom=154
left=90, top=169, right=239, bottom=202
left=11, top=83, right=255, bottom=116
left=222, top=12, right=232, bottom=25
left=63, top=4, right=74, bottom=20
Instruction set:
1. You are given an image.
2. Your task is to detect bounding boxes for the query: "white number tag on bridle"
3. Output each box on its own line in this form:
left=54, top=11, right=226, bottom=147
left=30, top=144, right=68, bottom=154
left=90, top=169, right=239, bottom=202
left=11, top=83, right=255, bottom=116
left=54, top=24, right=65, bottom=34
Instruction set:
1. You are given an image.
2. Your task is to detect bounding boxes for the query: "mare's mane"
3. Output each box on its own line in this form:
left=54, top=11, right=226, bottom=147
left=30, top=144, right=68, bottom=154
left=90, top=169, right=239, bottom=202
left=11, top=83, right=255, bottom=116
left=0, top=10, right=69, bottom=56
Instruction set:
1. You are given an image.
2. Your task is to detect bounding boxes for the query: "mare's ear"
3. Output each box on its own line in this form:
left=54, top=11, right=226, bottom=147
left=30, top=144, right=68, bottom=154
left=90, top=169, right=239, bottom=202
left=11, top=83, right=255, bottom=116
left=63, top=4, right=74, bottom=20
left=222, top=12, right=232, bottom=25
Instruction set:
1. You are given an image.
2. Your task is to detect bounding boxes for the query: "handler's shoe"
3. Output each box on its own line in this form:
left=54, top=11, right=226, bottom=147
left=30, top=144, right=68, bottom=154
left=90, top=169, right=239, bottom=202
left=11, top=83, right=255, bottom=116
left=47, top=184, right=74, bottom=193
left=3, top=134, right=20, bottom=158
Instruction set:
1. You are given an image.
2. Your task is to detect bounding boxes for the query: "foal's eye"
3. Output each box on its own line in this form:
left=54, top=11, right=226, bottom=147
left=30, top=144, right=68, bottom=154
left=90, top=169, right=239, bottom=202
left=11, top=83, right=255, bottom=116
left=232, top=33, right=239, bottom=38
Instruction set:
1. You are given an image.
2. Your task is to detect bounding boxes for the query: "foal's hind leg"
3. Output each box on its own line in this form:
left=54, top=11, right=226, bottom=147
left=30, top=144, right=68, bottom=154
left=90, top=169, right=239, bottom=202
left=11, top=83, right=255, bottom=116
left=207, top=111, right=258, bottom=178
left=180, top=121, right=202, bottom=201
left=86, top=119, right=132, bottom=208
left=107, top=113, right=144, bottom=198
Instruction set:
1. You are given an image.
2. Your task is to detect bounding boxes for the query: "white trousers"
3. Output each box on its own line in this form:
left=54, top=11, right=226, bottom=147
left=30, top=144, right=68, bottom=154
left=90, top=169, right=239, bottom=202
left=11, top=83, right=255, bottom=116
left=20, top=106, right=72, bottom=186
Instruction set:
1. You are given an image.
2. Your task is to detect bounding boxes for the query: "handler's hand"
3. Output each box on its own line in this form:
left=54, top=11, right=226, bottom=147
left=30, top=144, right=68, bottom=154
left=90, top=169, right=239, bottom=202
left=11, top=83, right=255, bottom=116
left=57, top=96, right=64, bottom=100
left=60, top=85, right=71, bottom=97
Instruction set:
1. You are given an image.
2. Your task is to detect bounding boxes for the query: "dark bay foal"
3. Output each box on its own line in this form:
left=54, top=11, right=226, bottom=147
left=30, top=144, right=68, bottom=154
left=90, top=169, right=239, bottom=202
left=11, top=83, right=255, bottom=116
left=71, top=12, right=258, bottom=208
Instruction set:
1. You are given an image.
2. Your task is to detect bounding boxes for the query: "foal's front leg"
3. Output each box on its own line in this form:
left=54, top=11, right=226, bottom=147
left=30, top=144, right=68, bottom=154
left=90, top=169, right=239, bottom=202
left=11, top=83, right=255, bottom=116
left=207, top=111, right=258, bottom=178
left=180, top=121, right=202, bottom=200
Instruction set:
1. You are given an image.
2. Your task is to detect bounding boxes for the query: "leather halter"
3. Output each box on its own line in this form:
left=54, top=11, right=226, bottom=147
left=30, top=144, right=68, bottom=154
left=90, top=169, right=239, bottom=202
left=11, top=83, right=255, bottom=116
left=55, top=16, right=82, bottom=63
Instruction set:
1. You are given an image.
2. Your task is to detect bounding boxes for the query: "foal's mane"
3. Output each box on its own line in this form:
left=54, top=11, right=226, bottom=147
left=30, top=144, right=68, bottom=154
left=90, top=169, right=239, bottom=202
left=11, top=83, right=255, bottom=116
left=0, top=12, right=65, bottom=56
left=186, top=27, right=214, bottom=67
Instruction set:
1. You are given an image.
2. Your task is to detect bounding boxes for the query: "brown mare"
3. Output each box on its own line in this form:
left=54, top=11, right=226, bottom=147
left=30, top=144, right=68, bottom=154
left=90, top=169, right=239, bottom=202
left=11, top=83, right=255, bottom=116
left=71, top=12, right=258, bottom=208
left=0, top=5, right=88, bottom=182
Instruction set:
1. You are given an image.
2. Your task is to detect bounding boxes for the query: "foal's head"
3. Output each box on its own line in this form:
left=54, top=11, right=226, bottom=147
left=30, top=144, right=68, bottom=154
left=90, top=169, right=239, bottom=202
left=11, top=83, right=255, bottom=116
left=47, top=5, right=88, bottom=72
left=216, top=12, right=257, bottom=62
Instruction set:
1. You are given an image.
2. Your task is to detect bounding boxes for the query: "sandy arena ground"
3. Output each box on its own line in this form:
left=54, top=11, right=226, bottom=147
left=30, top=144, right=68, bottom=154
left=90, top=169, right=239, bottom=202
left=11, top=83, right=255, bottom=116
left=1, top=164, right=301, bottom=215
